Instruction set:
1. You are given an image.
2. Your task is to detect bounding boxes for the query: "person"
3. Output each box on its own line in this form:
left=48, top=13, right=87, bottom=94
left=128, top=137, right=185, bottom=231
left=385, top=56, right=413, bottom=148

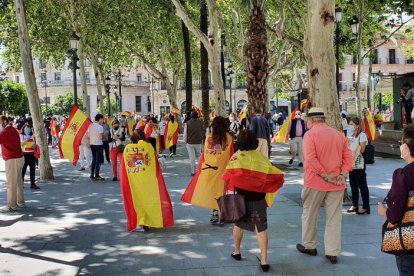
left=276, top=113, right=284, bottom=130
left=20, top=124, right=40, bottom=189
left=109, top=120, right=126, bottom=181
left=378, top=125, right=414, bottom=275
left=222, top=129, right=284, bottom=272
left=159, top=115, right=167, bottom=151
left=119, top=130, right=174, bottom=232
left=347, top=117, right=370, bottom=215
left=50, top=117, right=59, bottom=149
left=229, top=113, right=240, bottom=137
left=296, top=107, right=353, bottom=264
left=341, top=113, right=348, bottom=137
left=102, top=118, right=111, bottom=164
left=144, top=117, right=160, bottom=152
left=400, top=83, right=414, bottom=125
left=78, top=132, right=91, bottom=171
left=16, top=115, right=27, bottom=132
left=165, top=114, right=178, bottom=157
left=250, top=108, right=271, bottom=158
left=88, top=114, right=105, bottom=180
left=288, top=110, right=306, bottom=167
left=183, top=111, right=204, bottom=176
left=0, top=116, right=25, bottom=212
left=181, top=116, right=234, bottom=224
left=44, top=113, right=52, bottom=145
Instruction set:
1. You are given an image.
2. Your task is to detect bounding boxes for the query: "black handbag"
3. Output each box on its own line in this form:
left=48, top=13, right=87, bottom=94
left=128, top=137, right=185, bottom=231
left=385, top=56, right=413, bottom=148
left=217, top=191, right=246, bottom=223
left=381, top=169, right=414, bottom=255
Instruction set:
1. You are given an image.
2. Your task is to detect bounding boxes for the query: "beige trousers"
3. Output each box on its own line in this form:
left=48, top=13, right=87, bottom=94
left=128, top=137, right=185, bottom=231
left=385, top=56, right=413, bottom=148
left=290, top=137, right=303, bottom=162
left=257, top=138, right=269, bottom=159
left=301, top=187, right=344, bottom=256
left=5, top=157, right=25, bottom=209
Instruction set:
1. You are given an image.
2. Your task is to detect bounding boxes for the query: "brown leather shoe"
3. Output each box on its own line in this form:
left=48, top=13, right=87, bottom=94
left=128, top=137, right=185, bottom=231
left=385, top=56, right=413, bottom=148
left=296, top=244, right=317, bottom=256
left=326, top=255, right=338, bottom=264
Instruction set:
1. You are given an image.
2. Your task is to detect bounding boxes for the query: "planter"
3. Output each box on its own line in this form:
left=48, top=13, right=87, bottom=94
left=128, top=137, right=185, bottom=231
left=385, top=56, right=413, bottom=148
left=381, top=121, right=395, bottom=131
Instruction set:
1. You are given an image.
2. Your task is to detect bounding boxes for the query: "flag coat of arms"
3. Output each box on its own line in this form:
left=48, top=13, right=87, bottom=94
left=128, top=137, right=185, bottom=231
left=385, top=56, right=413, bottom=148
left=222, top=150, right=284, bottom=206
left=58, top=105, right=92, bottom=166
left=119, top=141, right=174, bottom=231
left=164, top=120, right=178, bottom=149
left=181, top=134, right=234, bottom=210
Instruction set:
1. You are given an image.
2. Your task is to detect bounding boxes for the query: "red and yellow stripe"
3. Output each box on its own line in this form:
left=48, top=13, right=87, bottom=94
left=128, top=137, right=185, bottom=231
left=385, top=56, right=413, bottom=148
left=58, top=105, right=92, bottom=166
left=363, top=110, right=377, bottom=142
left=119, top=141, right=174, bottom=231
left=164, top=120, right=178, bottom=149
left=274, top=108, right=297, bottom=143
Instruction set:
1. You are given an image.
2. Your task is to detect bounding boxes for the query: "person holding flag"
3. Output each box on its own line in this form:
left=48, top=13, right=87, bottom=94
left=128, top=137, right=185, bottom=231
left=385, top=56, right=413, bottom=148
left=222, top=129, right=284, bottom=272
left=288, top=110, right=306, bottom=167
left=181, top=116, right=234, bottom=224
left=119, top=130, right=174, bottom=232
left=144, top=117, right=161, bottom=152
left=165, top=114, right=179, bottom=157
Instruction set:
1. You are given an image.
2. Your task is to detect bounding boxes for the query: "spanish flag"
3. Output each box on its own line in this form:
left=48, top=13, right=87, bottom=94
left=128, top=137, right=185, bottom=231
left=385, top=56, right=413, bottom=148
left=274, top=109, right=297, bottom=143
left=137, top=119, right=147, bottom=131
left=107, top=115, right=115, bottom=128
left=182, top=134, right=234, bottom=210
left=119, top=141, right=174, bottom=231
left=363, top=110, right=377, bottom=142
left=58, top=105, right=92, bottom=166
left=164, top=120, right=178, bottom=149
left=172, top=106, right=181, bottom=115
left=300, top=99, right=308, bottom=112
left=144, top=124, right=161, bottom=152
left=126, top=117, right=135, bottom=136
left=192, top=104, right=203, bottom=117
left=239, top=104, right=248, bottom=121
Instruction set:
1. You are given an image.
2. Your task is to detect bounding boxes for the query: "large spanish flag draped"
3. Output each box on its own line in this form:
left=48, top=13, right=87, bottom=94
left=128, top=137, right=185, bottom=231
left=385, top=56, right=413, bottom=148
left=126, top=117, right=135, bottom=136
left=182, top=133, right=234, bottom=210
left=164, top=120, right=178, bottom=149
left=119, top=141, right=174, bottom=231
left=58, top=105, right=92, bottom=166
left=363, top=110, right=377, bottom=142
left=274, top=108, right=297, bottom=143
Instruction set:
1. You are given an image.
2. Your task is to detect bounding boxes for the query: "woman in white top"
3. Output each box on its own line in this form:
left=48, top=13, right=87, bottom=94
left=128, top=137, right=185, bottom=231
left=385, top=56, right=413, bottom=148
left=110, top=119, right=126, bottom=181
left=347, top=117, right=370, bottom=215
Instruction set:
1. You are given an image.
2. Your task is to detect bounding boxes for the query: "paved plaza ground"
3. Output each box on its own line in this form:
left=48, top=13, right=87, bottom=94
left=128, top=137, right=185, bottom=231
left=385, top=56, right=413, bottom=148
left=0, top=138, right=405, bottom=276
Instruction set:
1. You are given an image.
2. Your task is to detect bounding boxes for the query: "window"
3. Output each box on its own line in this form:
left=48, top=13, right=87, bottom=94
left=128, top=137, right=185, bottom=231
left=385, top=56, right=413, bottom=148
left=39, top=60, right=47, bottom=68
left=85, top=72, right=90, bottom=82
left=372, top=49, right=378, bottom=64
left=237, top=99, right=247, bottom=110
left=44, top=97, right=50, bottom=104
left=136, top=74, right=142, bottom=82
left=147, top=96, right=151, bottom=112
left=15, top=76, right=19, bottom=83
left=407, top=57, right=414, bottom=64
left=389, top=49, right=396, bottom=64
left=352, top=54, right=357, bottom=65
left=225, top=101, right=230, bottom=113
left=338, top=73, right=343, bottom=91
left=54, top=72, right=61, bottom=81
left=40, top=72, right=47, bottom=82
left=160, top=106, right=170, bottom=115
left=352, top=73, right=356, bottom=82
left=135, top=96, right=142, bottom=112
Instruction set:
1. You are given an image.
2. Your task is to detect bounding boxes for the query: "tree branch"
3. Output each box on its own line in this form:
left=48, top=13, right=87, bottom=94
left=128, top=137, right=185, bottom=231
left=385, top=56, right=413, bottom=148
left=361, top=16, right=414, bottom=60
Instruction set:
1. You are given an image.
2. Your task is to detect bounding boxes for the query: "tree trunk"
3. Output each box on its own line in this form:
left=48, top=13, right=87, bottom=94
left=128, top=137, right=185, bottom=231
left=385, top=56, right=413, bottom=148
left=200, top=0, right=209, bottom=128
left=180, top=0, right=193, bottom=113
left=14, top=0, right=54, bottom=179
left=90, top=52, right=104, bottom=114
left=246, top=1, right=269, bottom=115
left=305, top=0, right=341, bottom=129
left=78, top=40, right=90, bottom=117
left=354, top=0, right=364, bottom=116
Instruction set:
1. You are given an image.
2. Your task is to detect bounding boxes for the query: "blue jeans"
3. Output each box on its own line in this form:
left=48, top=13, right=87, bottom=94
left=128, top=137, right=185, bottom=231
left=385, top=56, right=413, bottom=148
left=396, top=255, right=414, bottom=276
left=90, top=145, right=103, bottom=178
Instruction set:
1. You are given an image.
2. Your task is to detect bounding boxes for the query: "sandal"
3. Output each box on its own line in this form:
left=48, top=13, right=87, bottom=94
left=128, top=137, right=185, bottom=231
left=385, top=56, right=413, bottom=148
left=231, top=252, right=241, bottom=261
left=210, top=213, right=219, bottom=224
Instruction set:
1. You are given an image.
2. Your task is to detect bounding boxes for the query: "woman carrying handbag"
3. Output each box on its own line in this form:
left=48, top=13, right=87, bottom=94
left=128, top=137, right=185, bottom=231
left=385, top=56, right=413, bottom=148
left=378, top=125, right=414, bottom=275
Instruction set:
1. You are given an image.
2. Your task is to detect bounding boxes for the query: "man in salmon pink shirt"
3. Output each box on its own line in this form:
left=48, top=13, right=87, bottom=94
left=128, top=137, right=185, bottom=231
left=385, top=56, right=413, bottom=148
left=296, top=108, right=353, bottom=265
left=0, top=116, right=25, bottom=212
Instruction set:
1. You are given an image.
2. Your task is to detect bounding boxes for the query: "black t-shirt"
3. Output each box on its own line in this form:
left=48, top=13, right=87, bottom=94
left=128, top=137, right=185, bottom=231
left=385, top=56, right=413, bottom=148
left=44, top=117, right=51, bottom=128
left=236, top=187, right=266, bottom=201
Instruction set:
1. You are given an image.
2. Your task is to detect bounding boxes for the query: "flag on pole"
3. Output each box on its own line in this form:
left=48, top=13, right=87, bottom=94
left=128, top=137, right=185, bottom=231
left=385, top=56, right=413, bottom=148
left=171, top=106, right=181, bottom=115
left=192, top=104, right=203, bottom=117
left=238, top=104, right=248, bottom=121
left=300, top=99, right=308, bottom=112
left=363, top=110, right=377, bottom=142
left=58, top=105, right=92, bottom=166
left=119, top=141, right=174, bottom=231
left=126, top=117, right=135, bottom=136
left=274, top=108, right=297, bottom=143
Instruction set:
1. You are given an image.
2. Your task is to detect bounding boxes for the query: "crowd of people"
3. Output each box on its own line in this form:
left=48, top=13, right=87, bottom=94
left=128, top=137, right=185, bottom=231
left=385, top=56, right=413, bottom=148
left=0, top=103, right=413, bottom=275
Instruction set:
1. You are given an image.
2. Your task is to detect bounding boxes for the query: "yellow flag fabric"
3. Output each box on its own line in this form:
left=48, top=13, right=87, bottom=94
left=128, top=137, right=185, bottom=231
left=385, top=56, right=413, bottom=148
left=126, top=117, right=135, bottom=136
left=363, top=111, right=377, bottom=142
left=239, top=104, right=248, bottom=121
left=107, top=116, right=115, bottom=128
left=165, top=121, right=178, bottom=149
left=58, top=105, right=92, bottom=166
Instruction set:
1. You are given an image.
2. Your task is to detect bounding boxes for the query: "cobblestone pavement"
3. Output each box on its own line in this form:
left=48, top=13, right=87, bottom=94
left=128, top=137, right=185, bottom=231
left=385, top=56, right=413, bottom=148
left=0, top=139, right=404, bottom=275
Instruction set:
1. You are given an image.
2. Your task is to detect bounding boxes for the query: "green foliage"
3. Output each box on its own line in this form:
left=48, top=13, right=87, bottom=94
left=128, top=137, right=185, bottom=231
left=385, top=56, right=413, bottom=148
left=43, top=92, right=83, bottom=116
left=99, top=97, right=117, bottom=116
left=0, top=80, right=29, bottom=115
left=374, top=91, right=393, bottom=110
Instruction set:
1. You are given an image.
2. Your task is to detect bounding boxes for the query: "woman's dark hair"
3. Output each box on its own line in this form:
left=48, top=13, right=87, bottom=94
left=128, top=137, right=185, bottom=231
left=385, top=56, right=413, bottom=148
left=236, top=129, right=258, bottom=151
left=402, top=125, right=414, bottom=158
left=350, top=117, right=363, bottom=137
left=169, top=114, right=175, bottom=123
left=211, top=116, right=229, bottom=146
left=131, top=129, right=147, bottom=143
left=149, top=117, right=158, bottom=124
left=21, top=123, right=32, bottom=133
left=341, top=113, right=347, bottom=118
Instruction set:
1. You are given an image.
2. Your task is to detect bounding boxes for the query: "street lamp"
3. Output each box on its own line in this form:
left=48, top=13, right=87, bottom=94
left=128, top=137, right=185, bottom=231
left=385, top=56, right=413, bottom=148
left=335, top=5, right=342, bottom=105
left=351, top=17, right=360, bottom=36
left=42, top=80, right=49, bottom=115
left=68, top=32, right=80, bottom=106
left=114, top=70, right=123, bottom=112
left=105, top=76, right=111, bottom=115
left=226, top=68, right=235, bottom=113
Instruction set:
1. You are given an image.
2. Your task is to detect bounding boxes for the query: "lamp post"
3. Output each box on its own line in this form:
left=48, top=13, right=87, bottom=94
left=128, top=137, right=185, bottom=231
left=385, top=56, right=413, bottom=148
left=115, top=70, right=123, bottom=112
left=226, top=68, right=234, bottom=113
left=351, top=16, right=361, bottom=113
left=42, top=80, right=48, bottom=115
left=105, top=76, right=111, bottom=116
left=68, top=32, right=80, bottom=106
left=335, top=5, right=342, bottom=105
left=114, top=92, right=119, bottom=114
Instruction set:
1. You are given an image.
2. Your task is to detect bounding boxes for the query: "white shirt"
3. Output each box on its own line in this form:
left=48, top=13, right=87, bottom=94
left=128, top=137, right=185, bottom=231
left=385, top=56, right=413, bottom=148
left=88, top=122, right=103, bottom=145
left=349, top=132, right=368, bottom=153
left=159, top=121, right=166, bottom=135
left=341, top=118, right=348, bottom=131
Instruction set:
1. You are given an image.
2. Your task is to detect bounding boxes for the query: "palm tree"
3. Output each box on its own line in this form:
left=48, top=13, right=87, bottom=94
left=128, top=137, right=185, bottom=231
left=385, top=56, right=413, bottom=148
left=246, top=0, right=269, bottom=114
